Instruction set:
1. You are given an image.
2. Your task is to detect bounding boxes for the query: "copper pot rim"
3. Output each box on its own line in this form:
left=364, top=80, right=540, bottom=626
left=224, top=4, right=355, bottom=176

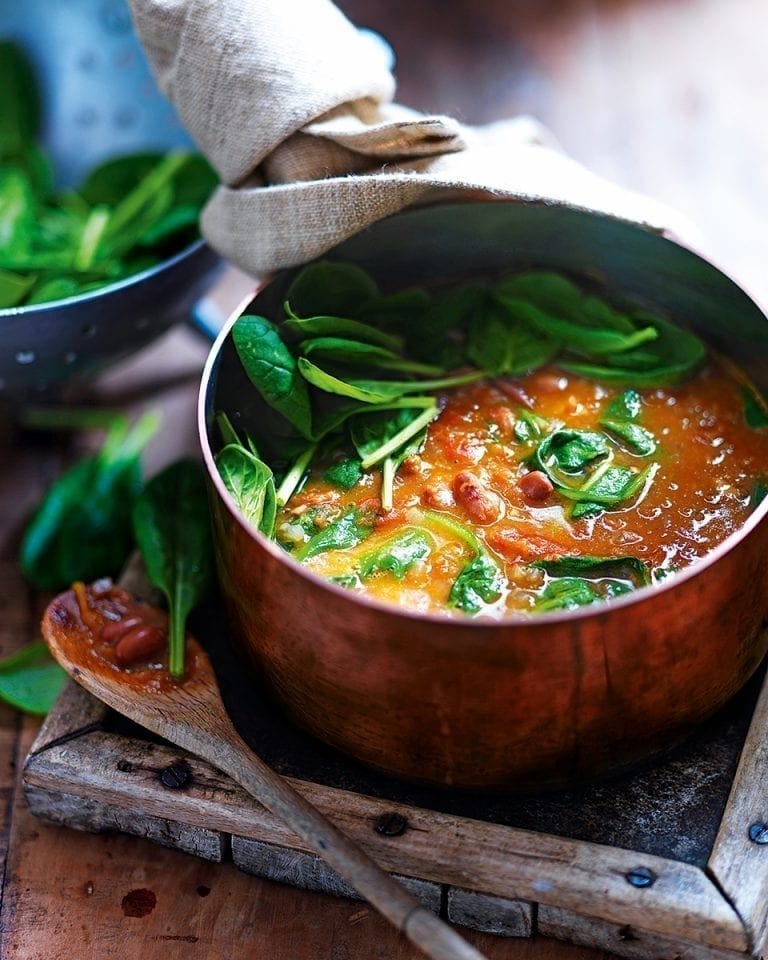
left=197, top=218, right=768, bottom=631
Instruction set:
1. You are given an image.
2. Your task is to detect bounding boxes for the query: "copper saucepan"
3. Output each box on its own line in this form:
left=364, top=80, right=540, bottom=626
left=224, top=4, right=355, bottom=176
left=198, top=201, right=768, bottom=791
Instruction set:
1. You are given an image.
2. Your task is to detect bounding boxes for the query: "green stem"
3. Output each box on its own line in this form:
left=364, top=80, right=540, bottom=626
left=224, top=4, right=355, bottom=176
left=168, top=594, right=186, bottom=678
left=380, top=458, right=396, bottom=512
left=420, top=509, right=481, bottom=554
left=74, top=206, right=110, bottom=270
left=361, top=404, right=439, bottom=470
left=105, top=151, right=187, bottom=238
left=276, top=443, right=318, bottom=505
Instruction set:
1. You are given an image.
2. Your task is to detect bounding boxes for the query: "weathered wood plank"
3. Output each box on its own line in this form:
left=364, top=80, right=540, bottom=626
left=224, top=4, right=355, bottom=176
left=231, top=835, right=442, bottom=911
left=22, top=728, right=746, bottom=952
left=447, top=888, right=533, bottom=939
left=26, top=681, right=108, bottom=758
left=708, top=667, right=768, bottom=953
left=538, top=904, right=749, bottom=960
left=25, top=785, right=226, bottom=861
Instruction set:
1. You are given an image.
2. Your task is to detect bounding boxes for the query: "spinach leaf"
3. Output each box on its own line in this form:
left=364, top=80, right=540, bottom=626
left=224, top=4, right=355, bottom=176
left=233, top=315, right=313, bottom=437
left=20, top=412, right=158, bottom=590
left=358, top=289, right=431, bottom=329
left=0, top=641, right=66, bottom=715
left=534, top=578, right=601, bottom=612
left=599, top=389, right=656, bottom=455
left=351, top=405, right=435, bottom=509
left=351, top=405, right=437, bottom=469
left=358, top=529, right=433, bottom=580
left=298, top=357, right=399, bottom=404
left=0, top=42, right=40, bottom=161
left=752, top=477, right=768, bottom=508
left=534, top=430, right=610, bottom=479
left=467, top=299, right=556, bottom=376
left=0, top=267, right=36, bottom=308
left=600, top=420, right=656, bottom=456
left=497, top=294, right=658, bottom=357
left=328, top=573, right=361, bottom=589
left=0, top=168, right=35, bottom=259
left=419, top=510, right=505, bottom=613
left=80, top=152, right=168, bottom=205
left=603, top=389, right=642, bottom=421
left=449, top=551, right=505, bottom=614
left=295, top=509, right=374, bottom=561
left=301, top=336, right=442, bottom=375
left=562, top=313, right=706, bottom=386
left=132, top=460, right=214, bottom=678
left=275, top=443, right=317, bottom=505
left=742, top=386, right=768, bottom=429
left=286, top=261, right=378, bottom=318
left=534, top=577, right=632, bottom=612
left=513, top=408, right=548, bottom=443
left=496, top=272, right=636, bottom=333
left=216, top=443, right=277, bottom=537
left=25, top=276, right=81, bottom=305
left=567, top=463, right=658, bottom=517
left=283, top=306, right=404, bottom=352
left=533, top=555, right=651, bottom=586
left=324, top=458, right=363, bottom=490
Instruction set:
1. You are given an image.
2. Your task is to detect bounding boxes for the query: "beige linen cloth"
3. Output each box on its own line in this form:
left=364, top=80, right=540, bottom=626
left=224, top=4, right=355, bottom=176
left=128, top=0, right=689, bottom=276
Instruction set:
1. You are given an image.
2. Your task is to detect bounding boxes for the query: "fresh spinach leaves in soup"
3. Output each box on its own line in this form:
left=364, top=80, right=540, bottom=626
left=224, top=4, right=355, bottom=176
left=215, top=261, right=768, bottom=618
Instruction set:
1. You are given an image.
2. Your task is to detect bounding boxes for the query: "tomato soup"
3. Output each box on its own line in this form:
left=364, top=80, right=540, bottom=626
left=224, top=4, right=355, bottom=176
left=275, top=361, right=768, bottom=617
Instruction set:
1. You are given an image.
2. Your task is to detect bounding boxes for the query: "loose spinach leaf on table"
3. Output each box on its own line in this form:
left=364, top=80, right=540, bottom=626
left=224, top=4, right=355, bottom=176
left=0, top=641, right=66, bottom=715
left=358, top=529, right=433, bottom=580
left=295, top=508, right=373, bottom=561
left=132, top=460, right=214, bottom=678
left=20, top=412, right=158, bottom=590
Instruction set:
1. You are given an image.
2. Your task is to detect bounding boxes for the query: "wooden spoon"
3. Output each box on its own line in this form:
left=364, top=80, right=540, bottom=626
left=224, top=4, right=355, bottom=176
left=42, top=582, right=487, bottom=960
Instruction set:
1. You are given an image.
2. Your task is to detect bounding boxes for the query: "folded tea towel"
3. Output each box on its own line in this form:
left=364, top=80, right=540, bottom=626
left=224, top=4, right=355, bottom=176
left=128, top=0, right=689, bottom=276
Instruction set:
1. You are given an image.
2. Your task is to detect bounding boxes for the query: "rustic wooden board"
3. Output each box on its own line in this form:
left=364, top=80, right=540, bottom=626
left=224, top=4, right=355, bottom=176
left=22, top=598, right=768, bottom=959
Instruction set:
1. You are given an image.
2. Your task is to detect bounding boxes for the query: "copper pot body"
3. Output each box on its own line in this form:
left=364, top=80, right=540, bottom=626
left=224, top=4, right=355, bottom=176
left=200, top=203, right=768, bottom=790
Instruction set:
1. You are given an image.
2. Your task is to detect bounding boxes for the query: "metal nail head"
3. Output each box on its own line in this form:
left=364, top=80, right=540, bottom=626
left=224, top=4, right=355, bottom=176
left=625, top=866, right=656, bottom=888
left=748, top=822, right=768, bottom=844
left=374, top=812, right=408, bottom=837
left=159, top=761, right=192, bottom=790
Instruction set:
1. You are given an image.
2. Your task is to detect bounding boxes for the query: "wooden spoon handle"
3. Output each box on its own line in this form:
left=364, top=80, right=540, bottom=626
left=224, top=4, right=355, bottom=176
left=214, top=735, right=487, bottom=960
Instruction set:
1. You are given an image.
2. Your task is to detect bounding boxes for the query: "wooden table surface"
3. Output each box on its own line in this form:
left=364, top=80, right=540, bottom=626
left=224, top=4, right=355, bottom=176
left=2, top=0, right=767, bottom=957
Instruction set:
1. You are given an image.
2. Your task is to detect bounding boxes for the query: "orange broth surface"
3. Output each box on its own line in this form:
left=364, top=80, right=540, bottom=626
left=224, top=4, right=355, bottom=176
left=277, top=361, right=768, bottom=617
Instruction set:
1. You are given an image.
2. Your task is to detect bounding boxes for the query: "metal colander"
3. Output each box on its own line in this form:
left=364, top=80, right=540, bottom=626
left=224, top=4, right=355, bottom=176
left=0, top=0, right=222, bottom=403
